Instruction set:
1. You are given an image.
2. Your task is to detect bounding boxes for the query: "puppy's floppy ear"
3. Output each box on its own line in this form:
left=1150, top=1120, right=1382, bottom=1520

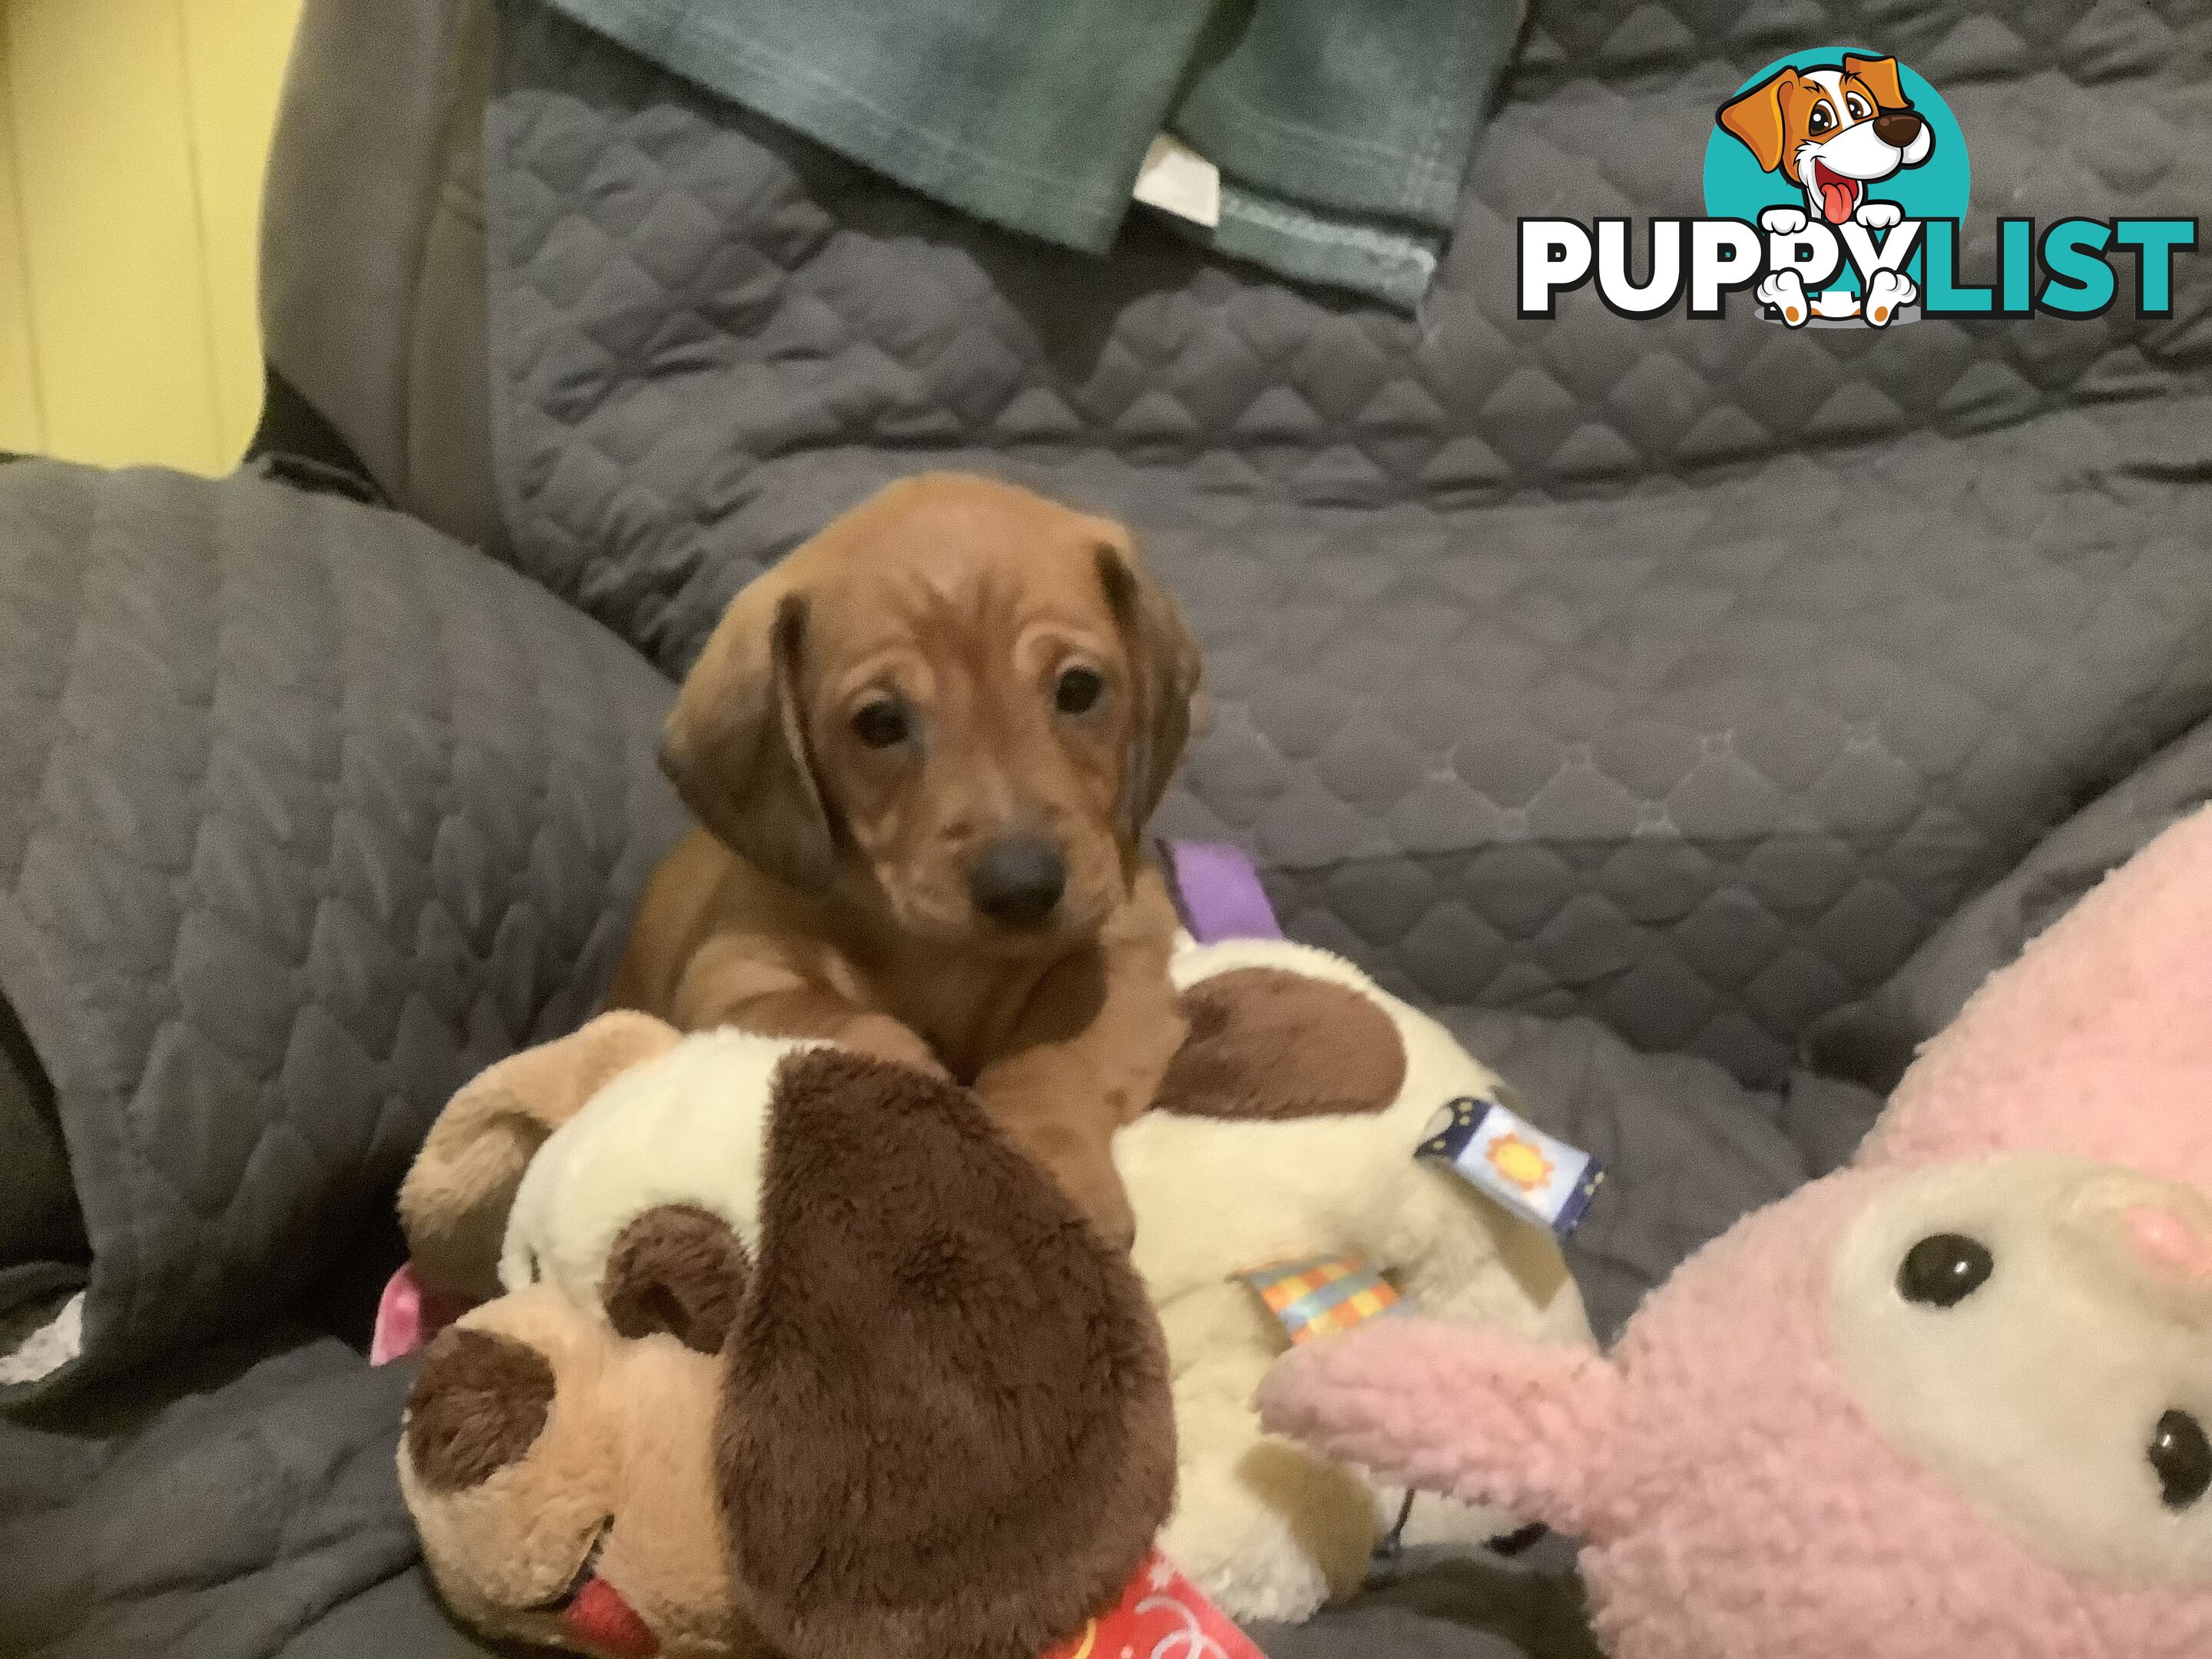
left=717, top=1048, right=1175, bottom=1659
left=661, top=585, right=838, bottom=893
left=1094, top=530, right=1201, bottom=841
left=1718, top=67, right=1795, bottom=174
left=1842, top=54, right=1909, bottom=111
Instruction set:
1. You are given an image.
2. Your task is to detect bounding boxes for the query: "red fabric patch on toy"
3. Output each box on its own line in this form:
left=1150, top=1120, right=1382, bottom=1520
left=561, top=1576, right=660, bottom=1657
left=1041, top=1551, right=1264, bottom=1658
left=370, top=1264, right=475, bottom=1366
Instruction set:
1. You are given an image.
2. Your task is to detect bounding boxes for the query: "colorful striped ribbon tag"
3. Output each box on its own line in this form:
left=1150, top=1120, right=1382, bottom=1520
left=1239, top=1253, right=1409, bottom=1344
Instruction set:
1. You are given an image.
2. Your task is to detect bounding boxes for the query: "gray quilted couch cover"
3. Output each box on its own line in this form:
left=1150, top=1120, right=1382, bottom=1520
left=485, top=0, right=2212, bottom=1096
left=3, top=0, right=2210, bottom=1654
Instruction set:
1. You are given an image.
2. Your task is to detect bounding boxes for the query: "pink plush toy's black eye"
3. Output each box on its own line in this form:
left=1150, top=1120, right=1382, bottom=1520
left=2151, top=1410, right=2212, bottom=1511
left=1896, top=1233, right=1992, bottom=1308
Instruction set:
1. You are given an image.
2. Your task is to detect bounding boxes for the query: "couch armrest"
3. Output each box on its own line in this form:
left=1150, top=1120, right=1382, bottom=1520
left=0, top=460, right=684, bottom=1401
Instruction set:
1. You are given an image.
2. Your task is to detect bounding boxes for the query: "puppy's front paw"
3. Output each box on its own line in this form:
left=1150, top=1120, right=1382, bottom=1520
left=1854, top=199, right=1903, bottom=230
left=1757, top=269, right=1810, bottom=326
left=1760, top=206, right=1809, bottom=236
left=1864, top=269, right=1916, bottom=326
left=840, top=1012, right=950, bottom=1078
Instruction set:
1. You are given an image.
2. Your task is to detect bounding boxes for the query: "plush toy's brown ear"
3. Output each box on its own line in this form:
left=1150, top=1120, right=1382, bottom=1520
left=717, top=1048, right=1174, bottom=1659
left=601, top=1204, right=750, bottom=1355
left=399, top=1012, right=683, bottom=1302
left=1155, top=966, right=1407, bottom=1120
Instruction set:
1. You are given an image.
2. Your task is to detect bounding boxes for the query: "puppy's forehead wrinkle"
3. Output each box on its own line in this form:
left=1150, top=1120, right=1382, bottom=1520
left=820, top=563, right=1108, bottom=682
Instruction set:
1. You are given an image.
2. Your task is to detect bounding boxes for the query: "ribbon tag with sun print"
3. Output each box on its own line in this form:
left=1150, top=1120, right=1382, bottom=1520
left=1418, top=1096, right=1604, bottom=1238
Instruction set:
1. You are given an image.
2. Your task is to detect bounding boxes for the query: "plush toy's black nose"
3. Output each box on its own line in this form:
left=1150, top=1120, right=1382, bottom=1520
left=1873, top=109, right=1923, bottom=149
left=968, top=836, right=1066, bottom=926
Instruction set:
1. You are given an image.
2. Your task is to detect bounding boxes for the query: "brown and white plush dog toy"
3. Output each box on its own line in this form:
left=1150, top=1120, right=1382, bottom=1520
left=396, top=929, right=1592, bottom=1638
left=400, top=1277, right=753, bottom=1659
left=1132, top=935, right=1594, bottom=1620
left=1718, top=54, right=1934, bottom=327
left=396, top=1029, right=1177, bottom=1659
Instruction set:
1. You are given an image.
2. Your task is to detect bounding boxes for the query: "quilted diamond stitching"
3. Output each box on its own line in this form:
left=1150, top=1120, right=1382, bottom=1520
left=0, top=462, right=688, bottom=1392
left=482, top=0, right=2212, bottom=1091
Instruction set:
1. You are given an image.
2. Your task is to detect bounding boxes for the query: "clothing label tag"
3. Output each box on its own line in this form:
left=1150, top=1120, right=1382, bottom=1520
left=1238, top=1253, right=1409, bottom=1344
left=1133, top=134, right=1221, bottom=228
left=1417, top=1098, right=1604, bottom=1237
left=1041, top=1549, right=1266, bottom=1659
left=1162, top=839, right=1282, bottom=943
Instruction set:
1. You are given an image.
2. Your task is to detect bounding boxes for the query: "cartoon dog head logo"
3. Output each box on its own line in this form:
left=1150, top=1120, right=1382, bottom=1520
left=1718, top=55, right=1932, bottom=230
left=1704, top=51, right=1969, bottom=329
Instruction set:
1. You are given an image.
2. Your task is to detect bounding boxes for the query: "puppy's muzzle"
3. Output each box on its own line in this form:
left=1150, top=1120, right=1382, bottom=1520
left=967, top=835, right=1067, bottom=927
left=1872, top=109, right=1924, bottom=150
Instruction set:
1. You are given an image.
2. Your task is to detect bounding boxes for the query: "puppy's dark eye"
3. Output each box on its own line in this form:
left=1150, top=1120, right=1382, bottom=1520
left=2151, top=1411, right=2212, bottom=1511
left=1897, top=1233, right=1992, bottom=1307
left=1055, top=666, right=1105, bottom=716
left=1808, top=103, right=1833, bottom=134
left=851, top=698, right=909, bottom=749
left=1846, top=93, right=1872, bottom=121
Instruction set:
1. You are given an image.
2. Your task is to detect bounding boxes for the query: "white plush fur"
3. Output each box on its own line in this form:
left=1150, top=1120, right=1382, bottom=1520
left=1128, top=936, right=1593, bottom=1620
left=498, top=942, right=1591, bottom=1624
left=500, top=1029, right=820, bottom=1302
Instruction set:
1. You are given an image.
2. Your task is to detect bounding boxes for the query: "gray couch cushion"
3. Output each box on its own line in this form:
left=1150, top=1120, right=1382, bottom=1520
left=0, top=993, right=83, bottom=1308
left=482, top=0, right=2212, bottom=1093
left=0, top=462, right=686, bottom=1401
left=0, top=1329, right=478, bottom=1659
left=1812, top=714, right=2212, bottom=1094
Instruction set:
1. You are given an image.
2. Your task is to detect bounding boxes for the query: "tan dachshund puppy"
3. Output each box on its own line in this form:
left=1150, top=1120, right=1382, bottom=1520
left=606, top=473, right=1202, bottom=1247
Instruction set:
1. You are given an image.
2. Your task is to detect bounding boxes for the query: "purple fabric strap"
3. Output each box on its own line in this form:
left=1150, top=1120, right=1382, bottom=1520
left=1164, top=839, right=1283, bottom=943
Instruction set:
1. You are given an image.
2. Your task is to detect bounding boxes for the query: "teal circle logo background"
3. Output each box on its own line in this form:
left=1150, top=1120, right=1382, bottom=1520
left=1702, top=50, right=1970, bottom=290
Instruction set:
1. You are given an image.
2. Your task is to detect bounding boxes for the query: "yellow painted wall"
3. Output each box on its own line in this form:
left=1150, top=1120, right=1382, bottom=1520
left=0, top=0, right=302, bottom=474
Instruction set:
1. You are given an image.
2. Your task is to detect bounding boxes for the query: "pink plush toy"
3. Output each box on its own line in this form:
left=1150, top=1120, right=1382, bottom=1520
left=1260, top=806, right=2212, bottom=1658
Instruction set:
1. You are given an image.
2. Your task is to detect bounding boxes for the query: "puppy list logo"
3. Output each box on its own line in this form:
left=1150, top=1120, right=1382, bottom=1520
left=1710, top=51, right=1957, bottom=327
left=1520, top=48, right=2197, bottom=328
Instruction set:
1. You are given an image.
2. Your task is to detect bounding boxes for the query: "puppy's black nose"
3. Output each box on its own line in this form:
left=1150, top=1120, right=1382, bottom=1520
left=968, top=836, right=1066, bottom=926
left=1873, top=109, right=1923, bottom=148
